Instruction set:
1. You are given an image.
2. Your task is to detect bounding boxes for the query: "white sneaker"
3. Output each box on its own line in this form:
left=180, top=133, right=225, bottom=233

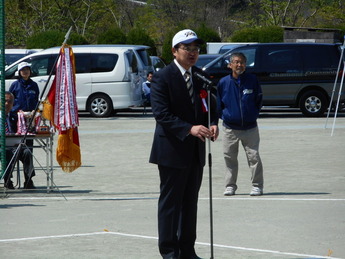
left=224, top=186, right=235, bottom=196
left=250, top=187, right=263, bottom=196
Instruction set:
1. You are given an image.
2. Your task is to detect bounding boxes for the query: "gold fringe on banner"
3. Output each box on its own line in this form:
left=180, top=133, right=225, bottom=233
left=56, top=128, right=81, bottom=173
left=42, top=99, right=54, bottom=123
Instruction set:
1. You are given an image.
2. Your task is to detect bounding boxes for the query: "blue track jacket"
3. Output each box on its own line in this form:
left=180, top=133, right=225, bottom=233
left=217, top=72, right=263, bottom=130
left=9, top=78, right=39, bottom=112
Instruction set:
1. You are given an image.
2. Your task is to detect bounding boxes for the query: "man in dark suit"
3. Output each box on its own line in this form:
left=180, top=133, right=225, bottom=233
left=149, top=29, right=219, bottom=259
left=2, top=91, right=35, bottom=189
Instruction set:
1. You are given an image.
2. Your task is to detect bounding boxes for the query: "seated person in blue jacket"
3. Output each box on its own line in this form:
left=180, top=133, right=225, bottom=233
left=3, top=91, right=35, bottom=189
left=142, top=71, right=153, bottom=105
left=8, top=62, right=39, bottom=189
left=10, top=62, right=40, bottom=113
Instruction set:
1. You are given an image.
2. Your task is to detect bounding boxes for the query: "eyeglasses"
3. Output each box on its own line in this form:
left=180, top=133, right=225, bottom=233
left=179, top=46, right=200, bottom=53
left=231, top=60, right=246, bottom=65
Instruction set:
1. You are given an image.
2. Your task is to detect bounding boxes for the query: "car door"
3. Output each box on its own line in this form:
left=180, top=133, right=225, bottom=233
left=125, top=50, right=143, bottom=104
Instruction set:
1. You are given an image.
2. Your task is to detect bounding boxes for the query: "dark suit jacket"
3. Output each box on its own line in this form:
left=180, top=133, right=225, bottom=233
left=7, top=111, right=18, bottom=134
left=149, top=61, right=218, bottom=169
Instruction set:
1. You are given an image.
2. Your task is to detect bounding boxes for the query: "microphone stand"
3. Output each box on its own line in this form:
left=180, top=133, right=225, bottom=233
left=194, top=71, right=216, bottom=258
left=203, top=81, right=215, bottom=259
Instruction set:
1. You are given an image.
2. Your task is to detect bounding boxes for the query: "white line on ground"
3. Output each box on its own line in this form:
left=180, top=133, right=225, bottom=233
left=0, top=231, right=341, bottom=259
left=6, top=196, right=345, bottom=201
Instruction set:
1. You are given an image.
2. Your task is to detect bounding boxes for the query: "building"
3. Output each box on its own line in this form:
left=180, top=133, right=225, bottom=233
left=283, top=26, right=341, bottom=43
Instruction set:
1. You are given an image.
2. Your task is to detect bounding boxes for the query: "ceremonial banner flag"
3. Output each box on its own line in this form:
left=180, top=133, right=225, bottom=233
left=43, top=45, right=81, bottom=172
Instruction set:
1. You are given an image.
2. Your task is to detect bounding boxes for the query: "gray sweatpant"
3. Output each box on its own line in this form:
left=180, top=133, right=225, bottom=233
left=222, top=126, right=264, bottom=190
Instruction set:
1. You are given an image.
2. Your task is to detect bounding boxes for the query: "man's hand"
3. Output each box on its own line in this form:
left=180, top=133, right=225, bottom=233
left=190, top=125, right=218, bottom=142
left=210, top=125, right=219, bottom=141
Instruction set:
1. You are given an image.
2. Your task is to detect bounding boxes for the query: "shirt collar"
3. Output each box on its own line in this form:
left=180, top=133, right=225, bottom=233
left=174, top=59, right=192, bottom=76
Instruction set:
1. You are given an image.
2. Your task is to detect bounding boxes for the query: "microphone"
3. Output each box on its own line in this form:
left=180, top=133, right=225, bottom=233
left=193, top=72, right=216, bottom=89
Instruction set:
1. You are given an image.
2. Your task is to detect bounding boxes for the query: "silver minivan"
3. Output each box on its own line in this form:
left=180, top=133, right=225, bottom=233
left=5, top=45, right=154, bottom=117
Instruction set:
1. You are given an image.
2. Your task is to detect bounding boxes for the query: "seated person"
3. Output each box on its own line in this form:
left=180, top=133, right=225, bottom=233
left=142, top=72, right=153, bottom=105
left=2, top=91, right=35, bottom=189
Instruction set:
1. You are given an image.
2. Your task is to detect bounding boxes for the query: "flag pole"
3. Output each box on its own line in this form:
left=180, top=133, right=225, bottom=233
left=205, top=83, right=214, bottom=259
left=37, top=26, right=72, bottom=105
left=4, top=27, right=73, bottom=193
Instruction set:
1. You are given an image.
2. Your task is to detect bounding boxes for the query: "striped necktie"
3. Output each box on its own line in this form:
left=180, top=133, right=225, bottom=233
left=5, top=116, right=11, bottom=134
left=184, top=71, right=194, bottom=103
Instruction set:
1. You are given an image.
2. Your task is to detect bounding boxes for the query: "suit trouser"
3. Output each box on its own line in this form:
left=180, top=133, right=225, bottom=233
left=223, top=126, right=263, bottom=190
left=4, top=145, right=35, bottom=184
left=158, top=154, right=203, bottom=258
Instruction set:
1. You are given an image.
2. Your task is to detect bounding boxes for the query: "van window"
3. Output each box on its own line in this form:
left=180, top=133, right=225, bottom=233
left=261, top=46, right=302, bottom=73
left=5, top=54, right=27, bottom=66
left=126, top=51, right=138, bottom=73
left=31, top=57, right=50, bottom=76
left=91, top=54, right=118, bottom=73
left=303, top=45, right=338, bottom=72
left=136, top=49, right=152, bottom=67
left=5, top=65, right=19, bottom=79
left=238, top=48, right=256, bottom=67
left=5, top=54, right=55, bottom=79
left=75, top=53, right=91, bottom=73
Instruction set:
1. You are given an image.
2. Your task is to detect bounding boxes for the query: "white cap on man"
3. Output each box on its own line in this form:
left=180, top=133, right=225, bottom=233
left=18, top=62, right=31, bottom=71
left=172, top=29, right=204, bottom=48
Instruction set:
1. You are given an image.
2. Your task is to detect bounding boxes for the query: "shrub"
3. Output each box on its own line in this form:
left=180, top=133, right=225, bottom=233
left=97, top=27, right=127, bottom=44
left=127, top=27, right=157, bottom=56
left=231, top=26, right=283, bottom=43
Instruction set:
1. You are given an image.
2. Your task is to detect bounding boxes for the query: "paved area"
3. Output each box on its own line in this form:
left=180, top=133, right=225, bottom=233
left=1, top=109, right=345, bottom=259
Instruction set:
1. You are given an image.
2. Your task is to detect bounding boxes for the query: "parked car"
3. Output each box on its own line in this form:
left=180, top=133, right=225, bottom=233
left=5, top=45, right=154, bottom=117
left=195, top=54, right=220, bottom=68
left=202, top=43, right=345, bottom=117
left=150, top=56, right=166, bottom=71
left=5, top=49, right=41, bottom=66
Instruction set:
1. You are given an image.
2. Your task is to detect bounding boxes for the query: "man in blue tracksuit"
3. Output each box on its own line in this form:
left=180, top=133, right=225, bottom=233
left=217, top=52, right=264, bottom=196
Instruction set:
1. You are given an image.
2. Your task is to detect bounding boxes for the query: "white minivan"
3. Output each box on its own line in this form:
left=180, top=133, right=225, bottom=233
left=5, top=45, right=154, bottom=117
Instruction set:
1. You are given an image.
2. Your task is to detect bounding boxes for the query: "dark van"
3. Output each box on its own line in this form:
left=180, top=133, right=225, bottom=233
left=202, top=43, right=344, bottom=116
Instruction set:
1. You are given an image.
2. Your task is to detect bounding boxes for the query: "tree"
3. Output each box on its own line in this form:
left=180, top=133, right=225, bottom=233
left=26, top=31, right=88, bottom=49
left=4, top=0, right=344, bottom=49
left=195, top=24, right=221, bottom=54
left=317, top=0, right=345, bottom=29
left=97, top=27, right=127, bottom=44
left=246, top=0, right=328, bottom=27
left=127, top=27, right=157, bottom=56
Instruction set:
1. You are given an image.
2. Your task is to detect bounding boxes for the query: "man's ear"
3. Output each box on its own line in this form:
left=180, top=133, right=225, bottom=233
left=172, top=47, right=177, bottom=57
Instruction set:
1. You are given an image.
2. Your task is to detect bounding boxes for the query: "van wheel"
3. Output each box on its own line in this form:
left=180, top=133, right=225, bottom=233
left=88, top=94, right=113, bottom=117
left=299, top=90, right=328, bottom=117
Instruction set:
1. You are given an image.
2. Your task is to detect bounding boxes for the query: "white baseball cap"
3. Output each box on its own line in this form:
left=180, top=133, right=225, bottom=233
left=18, top=62, right=31, bottom=71
left=172, top=29, right=204, bottom=48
